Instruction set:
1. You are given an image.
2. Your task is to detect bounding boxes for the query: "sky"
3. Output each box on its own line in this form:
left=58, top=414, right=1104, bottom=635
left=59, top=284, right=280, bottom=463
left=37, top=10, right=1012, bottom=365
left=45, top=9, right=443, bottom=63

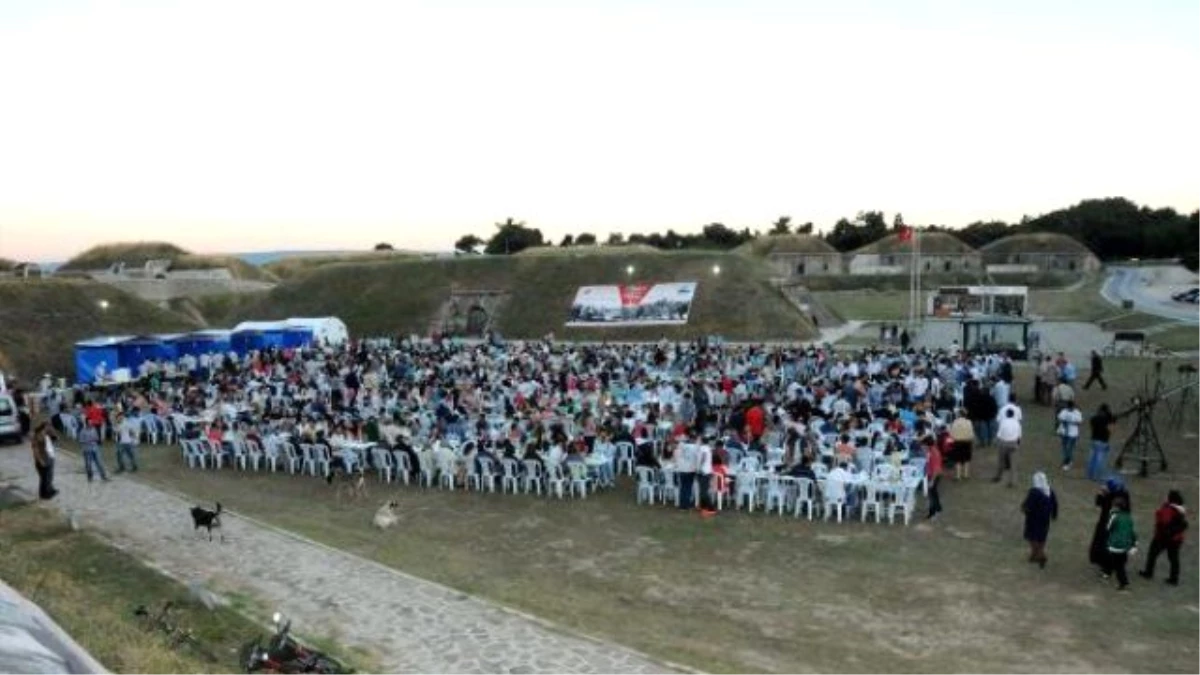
left=1, top=0, right=1197, bottom=262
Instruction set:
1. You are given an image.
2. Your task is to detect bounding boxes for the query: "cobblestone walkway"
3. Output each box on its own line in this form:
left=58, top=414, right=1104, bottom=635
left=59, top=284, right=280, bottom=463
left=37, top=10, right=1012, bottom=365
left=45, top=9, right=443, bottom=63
left=0, top=450, right=675, bottom=674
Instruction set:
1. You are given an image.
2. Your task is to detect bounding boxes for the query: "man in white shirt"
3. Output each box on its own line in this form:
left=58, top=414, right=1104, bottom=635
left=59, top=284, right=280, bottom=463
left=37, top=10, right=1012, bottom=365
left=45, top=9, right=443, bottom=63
left=993, top=407, right=1022, bottom=487
left=1056, top=400, right=1083, bottom=471
left=998, top=393, right=1022, bottom=425
left=115, top=411, right=141, bottom=472
left=674, top=437, right=698, bottom=510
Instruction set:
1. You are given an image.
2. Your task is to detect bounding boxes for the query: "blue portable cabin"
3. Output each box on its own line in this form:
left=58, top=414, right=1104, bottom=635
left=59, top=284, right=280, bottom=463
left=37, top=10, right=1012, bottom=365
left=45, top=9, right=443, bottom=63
left=117, top=335, right=170, bottom=375
left=74, top=336, right=131, bottom=385
left=231, top=321, right=289, bottom=355
left=281, top=326, right=315, bottom=349
left=152, top=333, right=182, bottom=363
left=171, top=330, right=233, bottom=358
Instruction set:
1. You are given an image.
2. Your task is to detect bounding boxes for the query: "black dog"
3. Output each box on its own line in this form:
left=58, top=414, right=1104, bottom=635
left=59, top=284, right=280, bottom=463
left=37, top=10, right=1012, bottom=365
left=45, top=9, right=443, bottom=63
left=190, top=502, right=224, bottom=542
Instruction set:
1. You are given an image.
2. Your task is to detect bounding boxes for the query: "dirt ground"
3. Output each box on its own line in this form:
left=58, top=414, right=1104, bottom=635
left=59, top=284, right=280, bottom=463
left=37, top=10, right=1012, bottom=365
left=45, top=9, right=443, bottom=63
left=13, top=359, right=1200, bottom=673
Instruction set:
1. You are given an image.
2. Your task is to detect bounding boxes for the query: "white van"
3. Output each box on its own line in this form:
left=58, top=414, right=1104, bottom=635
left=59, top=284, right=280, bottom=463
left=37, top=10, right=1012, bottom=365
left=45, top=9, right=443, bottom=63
left=0, top=393, right=21, bottom=444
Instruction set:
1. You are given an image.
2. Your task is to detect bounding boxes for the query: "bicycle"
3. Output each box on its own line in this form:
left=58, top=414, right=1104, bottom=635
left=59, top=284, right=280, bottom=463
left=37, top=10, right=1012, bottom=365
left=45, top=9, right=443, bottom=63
left=243, top=612, right=352, bottom=674
left=133, top=601, right=219, bottom=664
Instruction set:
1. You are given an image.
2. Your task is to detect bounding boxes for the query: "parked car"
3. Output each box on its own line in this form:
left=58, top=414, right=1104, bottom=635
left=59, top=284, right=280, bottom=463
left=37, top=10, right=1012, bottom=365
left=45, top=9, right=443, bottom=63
left=1171, top=287, right=1199, bottom=304
left=0, top=393, right=22, bottom=444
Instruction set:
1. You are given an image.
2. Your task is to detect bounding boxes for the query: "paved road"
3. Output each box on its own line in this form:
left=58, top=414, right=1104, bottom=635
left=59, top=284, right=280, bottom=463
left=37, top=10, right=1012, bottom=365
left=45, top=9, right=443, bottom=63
left=1101, top=267, right=1199, bottom=324
left=0, top=450, right=675, bottom=675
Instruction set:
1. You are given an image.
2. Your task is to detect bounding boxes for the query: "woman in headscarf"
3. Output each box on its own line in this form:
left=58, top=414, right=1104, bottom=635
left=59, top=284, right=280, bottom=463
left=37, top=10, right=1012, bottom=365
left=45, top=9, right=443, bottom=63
left=1090, top=477, right=1130, bottom=570
left=1021, top=471, right=1058, bottom=568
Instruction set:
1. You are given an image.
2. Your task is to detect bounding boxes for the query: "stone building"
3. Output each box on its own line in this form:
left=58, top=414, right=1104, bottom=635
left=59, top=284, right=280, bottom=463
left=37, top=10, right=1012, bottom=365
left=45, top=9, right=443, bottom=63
left=848, top=231, right=982, bottom=275
left=979, top=233, right=1102, bottom=274
left=759, top=234, right=846, bottom=278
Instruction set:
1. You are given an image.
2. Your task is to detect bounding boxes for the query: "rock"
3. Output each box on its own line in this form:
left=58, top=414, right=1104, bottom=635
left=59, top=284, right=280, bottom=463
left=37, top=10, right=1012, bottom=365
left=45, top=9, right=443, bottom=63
left=65, top=509, right=79, bottom=531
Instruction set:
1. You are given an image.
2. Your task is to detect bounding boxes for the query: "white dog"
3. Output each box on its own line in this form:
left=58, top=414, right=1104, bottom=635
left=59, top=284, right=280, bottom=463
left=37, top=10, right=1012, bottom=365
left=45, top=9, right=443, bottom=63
left=373, top=500, right=400, bottom=529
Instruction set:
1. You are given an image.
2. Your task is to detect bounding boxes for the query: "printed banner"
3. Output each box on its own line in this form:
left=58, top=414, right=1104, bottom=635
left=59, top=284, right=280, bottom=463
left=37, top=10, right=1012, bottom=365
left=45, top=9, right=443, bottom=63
left=566, top=282, right=698, bottom=327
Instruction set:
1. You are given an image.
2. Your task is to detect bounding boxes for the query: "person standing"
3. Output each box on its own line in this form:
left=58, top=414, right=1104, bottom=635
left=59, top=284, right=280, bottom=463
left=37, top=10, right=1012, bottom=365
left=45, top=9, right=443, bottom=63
left=1087, top=403, right=1117, bottom=482
left=1139, top=490, right=1188, bottom=586
left=115, top=411, right=141, bottom=473
left=30, top=422, right=58, bottom=500
left=696, top=435, right=717, bottom=517
left=1083, top=350, right=1108, bottom=390
left=993, top=407, right=1022, bottom=487
left=675, top=434, right=698, bottom=511
left=949, top=409, right=975, bottom=480
left=1057, top=400, right=1083, bottom=471
left=900, top=329, right=910, bottom=352
left=925, top=435, right=944, bottom=520
left=1021, top=471, right=1059, bottom=568
left=77, top=423, right=109, bottom=482
left=1101, top=493, right=1138, bottom=591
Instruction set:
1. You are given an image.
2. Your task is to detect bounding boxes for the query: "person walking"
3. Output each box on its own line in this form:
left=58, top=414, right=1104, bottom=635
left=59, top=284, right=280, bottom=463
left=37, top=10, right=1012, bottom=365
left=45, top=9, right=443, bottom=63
left=925, top=435, right=944, bottom=520
left=1057, top=400, right=1083, bottom=471
left=1090, top=478, right=1130, bottom=571
left=30, top=422, right=58, bottom=500
left=1083, top=350, right=1108, bottom=390
left=1021, top=471, right=1058, bottom=568
left=993, top=407, right=1022, bottom=487
left=1087, top=403, right=1117, bottom=482
left=77, top=423, right=110, bottom=483
left=1139, top=490, right=1188, bottom=586
left=1101, top=493, right=1137, bottom=591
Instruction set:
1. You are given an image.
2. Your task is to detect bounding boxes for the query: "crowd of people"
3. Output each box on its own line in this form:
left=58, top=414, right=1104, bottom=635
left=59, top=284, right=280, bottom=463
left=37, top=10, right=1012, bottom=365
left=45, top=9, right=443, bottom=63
left=8, top=334, right=1190, bottom=591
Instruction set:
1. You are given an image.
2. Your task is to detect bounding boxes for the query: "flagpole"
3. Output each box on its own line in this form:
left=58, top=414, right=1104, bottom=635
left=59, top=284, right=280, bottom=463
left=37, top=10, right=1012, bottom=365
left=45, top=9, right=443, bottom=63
left=914, top=227, right=921, bottom=330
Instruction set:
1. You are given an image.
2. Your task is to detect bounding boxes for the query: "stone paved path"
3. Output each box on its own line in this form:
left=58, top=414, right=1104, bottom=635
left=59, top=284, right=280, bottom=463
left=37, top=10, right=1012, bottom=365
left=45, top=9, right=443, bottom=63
left=0, top=450, right=675, bottom=674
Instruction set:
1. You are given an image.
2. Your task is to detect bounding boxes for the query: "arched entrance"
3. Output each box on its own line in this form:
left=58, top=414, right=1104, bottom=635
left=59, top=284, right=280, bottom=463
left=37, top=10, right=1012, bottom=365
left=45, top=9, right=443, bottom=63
left=466, top=306, right=490, bottom=335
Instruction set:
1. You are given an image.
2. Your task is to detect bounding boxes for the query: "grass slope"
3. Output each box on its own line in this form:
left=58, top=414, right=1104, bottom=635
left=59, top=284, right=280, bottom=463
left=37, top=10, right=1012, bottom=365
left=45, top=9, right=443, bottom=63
left=237, top=252, right=817, bottom=341
left=59, top=242, right=275, bottom=282
left=0, top=279, right=196, bottom=379
left=263, top=251, right=417, bottom=280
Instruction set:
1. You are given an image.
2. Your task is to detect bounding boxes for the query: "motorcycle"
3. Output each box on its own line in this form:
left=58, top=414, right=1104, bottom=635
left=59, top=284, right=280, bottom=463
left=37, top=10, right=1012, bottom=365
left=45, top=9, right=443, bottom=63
left=243, top=612, right=352, bottom=674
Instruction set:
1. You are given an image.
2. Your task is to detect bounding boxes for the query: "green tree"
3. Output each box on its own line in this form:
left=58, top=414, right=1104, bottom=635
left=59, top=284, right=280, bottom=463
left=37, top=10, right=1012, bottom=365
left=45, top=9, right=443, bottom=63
left=374, top=242, right=394, bottom=251
left=454, top=234, right=484, bottom=254
left=797, top=222, right=814, bottom=234
left=575, top=233, right=597, bottom=246
left=606, top=232, right=624, bottom=246
left=485, top=218, right=544, bottom=255
left=769, top=216, right=792, bottom=235
left=559, top=234, right=575, bottom=247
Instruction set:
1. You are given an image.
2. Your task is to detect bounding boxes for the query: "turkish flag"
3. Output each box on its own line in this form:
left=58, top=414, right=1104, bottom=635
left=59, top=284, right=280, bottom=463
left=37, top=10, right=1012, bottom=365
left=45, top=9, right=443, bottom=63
left=898, top=226, right=913, bottom=243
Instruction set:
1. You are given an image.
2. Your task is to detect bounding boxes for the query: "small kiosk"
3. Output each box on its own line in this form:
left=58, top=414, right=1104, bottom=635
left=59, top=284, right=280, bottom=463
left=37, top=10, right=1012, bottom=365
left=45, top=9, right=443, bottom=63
left=960, top=315, right=1033, bottom=360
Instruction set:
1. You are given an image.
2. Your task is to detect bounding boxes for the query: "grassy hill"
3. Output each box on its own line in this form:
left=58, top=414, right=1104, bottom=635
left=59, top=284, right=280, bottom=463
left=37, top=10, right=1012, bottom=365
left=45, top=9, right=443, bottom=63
left=233, top=252, right=817, bottom=341
left=263, top=250, right=418, bottom=280
left=0, top=279, right=196, bottom=379
left=59, top=242, right=276, bottom=282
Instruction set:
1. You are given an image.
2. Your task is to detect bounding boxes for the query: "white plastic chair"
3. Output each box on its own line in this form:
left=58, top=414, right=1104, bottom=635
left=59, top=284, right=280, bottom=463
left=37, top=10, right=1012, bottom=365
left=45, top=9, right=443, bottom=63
left=544, top=463, right=568, bottom=499
left=822, top=479, right=846, bottom=523
left=615, top=442, right=636, bottom=476
left=437, top=457, right=458, bottom=490
left=567, top=462, right=592, bottom=499
left=246, top=439, right=264, bottom=471
left=659, top=468, right=680, bottom=506
left=372, top=448, right=394, bottom=483
left=229, top=439, right=249, bottom=471
left=300, top=444, right=318, bottom=476
left=890, top=484, right=917, bottom=525
left=476, top=457, right=498, bottom=493
left=522, top=459, right=544, bottom=495
left=635, top=467, right=657, bottom=504
left=735, top=472, right=759, bottom=512
left=392, top=450, right=413, bottom=486
left=860, top=482, right=885, bottom=523
left=793, top=477, right=817, bottom=520
left=763, top=474, right=790, bottom=515
left=500, top=458, right=521, bottom=493
left=280, top=442, right=300, bottom=474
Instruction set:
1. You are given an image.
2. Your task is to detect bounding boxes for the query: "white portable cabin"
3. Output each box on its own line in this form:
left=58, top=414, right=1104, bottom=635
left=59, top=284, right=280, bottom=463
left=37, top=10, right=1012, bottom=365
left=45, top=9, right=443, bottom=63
left=283, top=317, right=349, bottom=346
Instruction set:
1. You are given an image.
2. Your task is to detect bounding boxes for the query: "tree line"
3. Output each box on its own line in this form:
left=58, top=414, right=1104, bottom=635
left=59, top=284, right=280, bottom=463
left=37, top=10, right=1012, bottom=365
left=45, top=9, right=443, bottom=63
left=442, top=198, right=1198, bottom=269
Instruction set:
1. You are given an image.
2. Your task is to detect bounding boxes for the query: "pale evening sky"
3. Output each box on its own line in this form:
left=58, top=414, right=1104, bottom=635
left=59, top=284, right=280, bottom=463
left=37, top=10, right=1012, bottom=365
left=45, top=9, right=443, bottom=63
left=0, top=0, right=1197, bottom=262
